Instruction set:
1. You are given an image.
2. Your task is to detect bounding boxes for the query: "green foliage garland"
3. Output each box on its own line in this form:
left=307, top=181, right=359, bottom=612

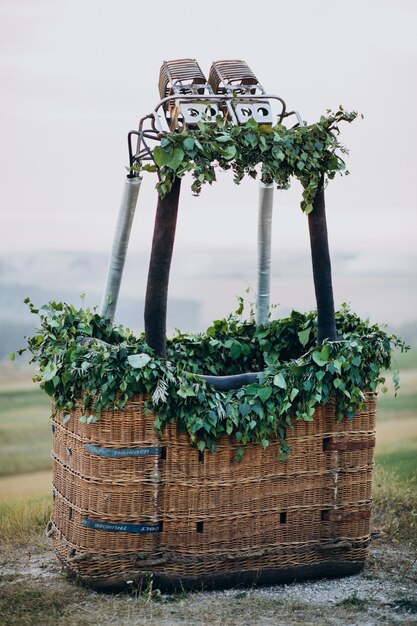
left=20, top=299, right=407, bottom=460
left=136, top=107, right=358, bottom=214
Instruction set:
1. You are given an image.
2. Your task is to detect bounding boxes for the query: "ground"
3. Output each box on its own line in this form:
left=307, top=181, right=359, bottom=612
left=0, top=532, right=416, bottom=626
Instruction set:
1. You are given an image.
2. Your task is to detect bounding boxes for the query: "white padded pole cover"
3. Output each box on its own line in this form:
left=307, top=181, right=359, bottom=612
left=256, top=181, right=274, bottom=326
left=100, top=176, right=142, bottom=319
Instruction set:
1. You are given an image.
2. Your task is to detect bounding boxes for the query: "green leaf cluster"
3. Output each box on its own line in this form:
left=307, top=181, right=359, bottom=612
left=22, top=300, right=407, bottom=460
left=136, top=107, right=358, bottom=213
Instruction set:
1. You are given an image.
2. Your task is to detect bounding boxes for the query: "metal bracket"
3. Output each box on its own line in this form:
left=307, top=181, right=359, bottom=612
left=233, top=101, right=273, bottom=125
left=178, top=101, right=219, bottom=125
left=127, top=59, right=302, bottom=175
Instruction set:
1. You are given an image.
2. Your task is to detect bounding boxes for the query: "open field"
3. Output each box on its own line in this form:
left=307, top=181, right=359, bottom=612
left=374, top=350, right=417, bottom=485
left=0, top=388, right=52, bottom=477
left=0, top=363, right=38, bottom=392
left=0, top=471, right=52, bottom=501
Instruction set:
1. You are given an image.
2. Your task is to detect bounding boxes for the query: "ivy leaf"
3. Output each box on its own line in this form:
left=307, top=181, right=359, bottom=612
left=290, top=388, right=299, bottom=401
left=245, top=384, right=260, bottom=396
left=215, top=134, right=232, bottom=143
left=220, top=145, right=237, bottom=160
left=245, top=117, right=258, bottom=129
left=273, top=373, right=287, bottom=389
left=230, top=341, right=242, bottom=359
left=239, top=403, right=251, bottom=417
left=235, top=446, right=245, bottom=462
left=320, top=344, right=330, bottom=361
left=141, top=164, right=157, bottom=173
left=127, top=353, right=152, bottom=369
left=312, top=345, right=330, bottom=367
left=183, top=137, right=195, bottom=151
left=153, top=145, right=173, bottom=167
left=298, top=328, right=311, bottom=348
left=42, top=362, right=58, bottom=381
left=166, top=147, right=185, bottom=172
left=333, top=358, right=343, bottom=374
left=258, top=386, right=272, bottom=402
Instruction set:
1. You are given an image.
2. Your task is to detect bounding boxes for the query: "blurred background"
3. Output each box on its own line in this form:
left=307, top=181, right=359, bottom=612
left=0, top=0, right=416, bottom=503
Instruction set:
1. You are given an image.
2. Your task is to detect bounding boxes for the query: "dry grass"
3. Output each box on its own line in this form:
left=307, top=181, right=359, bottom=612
left=0, top=497, right=52, bottom=548
left=376, top=414, right=417, bottom=444
left=372, top=467, right=417, bottom=547
left=0, top=584, right=91, bottom=626
left=0, top=363, right=37, bottom=392
left=0, top=471, right=52, bottom=501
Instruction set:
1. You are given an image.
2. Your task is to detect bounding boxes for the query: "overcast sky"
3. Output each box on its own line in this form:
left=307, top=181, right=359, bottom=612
left=1, top=0, right=416, bottom=271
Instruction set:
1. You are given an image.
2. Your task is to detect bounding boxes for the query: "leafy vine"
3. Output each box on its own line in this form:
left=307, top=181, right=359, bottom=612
left=135, top=107, right=358, bottom=214
left=19, top=299, right=407, bottom=460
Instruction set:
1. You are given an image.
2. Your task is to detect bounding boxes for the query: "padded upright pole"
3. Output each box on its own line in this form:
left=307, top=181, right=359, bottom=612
left=308, top=184, right=337, bottom=343
left=100, top=176, right=142, bottom=320
left=256, top=181, right=274, bottom=326
left=144, top=178, right=181, bottom=357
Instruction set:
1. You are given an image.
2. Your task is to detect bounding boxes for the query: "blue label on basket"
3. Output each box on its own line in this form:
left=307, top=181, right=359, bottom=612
left=82, top=518, right=161, bottom=533
left=84, top=443, right=161, bottom=458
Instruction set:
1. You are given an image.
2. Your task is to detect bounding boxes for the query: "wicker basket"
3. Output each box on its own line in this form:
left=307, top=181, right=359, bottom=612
left=48, top=393, right=376, bottom=591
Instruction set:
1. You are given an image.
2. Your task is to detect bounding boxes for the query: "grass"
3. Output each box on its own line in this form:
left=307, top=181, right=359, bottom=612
left=0, top=470, right=52, bottom=502
left=0, top=497, right=52, bottom=547
left=0, top=388, right=52, bottom=476
left=377, top=390, right=417, bottom=414
left=374, top=362, right=417, bottom=485
left=375, top=353, right=417, bottom=485
left=0, top=388, right=50, bottom=412
left=0, top=584, right=91, bottom=626
left=389, top=597, right=417, bottom=614
left=372, top=466, right=417, bottom=546
left=0, top=582, right=306, bottom=626
left=336, top=592, right=368, bottom=607
left=376, top=445, right=417, bottom=484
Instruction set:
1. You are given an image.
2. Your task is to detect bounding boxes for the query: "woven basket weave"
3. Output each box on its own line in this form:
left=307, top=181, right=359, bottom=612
left=48, top=393, right=376, bottom=591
